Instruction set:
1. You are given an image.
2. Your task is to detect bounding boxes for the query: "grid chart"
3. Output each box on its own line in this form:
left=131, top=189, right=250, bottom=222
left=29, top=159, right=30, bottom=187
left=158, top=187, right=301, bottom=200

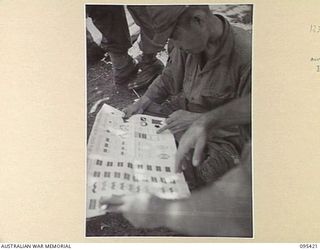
left=87, top=104, right=190, bottom=218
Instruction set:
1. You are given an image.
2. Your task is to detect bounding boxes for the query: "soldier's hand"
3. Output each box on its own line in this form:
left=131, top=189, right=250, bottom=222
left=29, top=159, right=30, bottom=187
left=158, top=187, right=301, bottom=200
left=122, top=102, right=144, bottom=118
left=122, top=96, right=152, bottom=118
left=157, top=110, right=202, bottom=135
left=175, top=121, right=208, bottom=172
left=99, top=193, right=169, bottom=229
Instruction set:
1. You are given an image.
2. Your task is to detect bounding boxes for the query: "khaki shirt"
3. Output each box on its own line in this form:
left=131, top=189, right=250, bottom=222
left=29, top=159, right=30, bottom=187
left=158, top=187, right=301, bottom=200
left=145, top=15, right=251, bottom=141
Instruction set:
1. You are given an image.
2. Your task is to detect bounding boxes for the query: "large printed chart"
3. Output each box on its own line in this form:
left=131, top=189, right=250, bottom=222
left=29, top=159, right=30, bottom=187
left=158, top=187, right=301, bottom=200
left=87, top=104, right=190, bottom=218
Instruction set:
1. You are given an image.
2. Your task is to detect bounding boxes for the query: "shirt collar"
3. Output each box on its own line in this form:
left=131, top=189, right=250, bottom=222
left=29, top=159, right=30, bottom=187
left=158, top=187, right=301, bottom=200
left=200, top=15, right=234, bottom=72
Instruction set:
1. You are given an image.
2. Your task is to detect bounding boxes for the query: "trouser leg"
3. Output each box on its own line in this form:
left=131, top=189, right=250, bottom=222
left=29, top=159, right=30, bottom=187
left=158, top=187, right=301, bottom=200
left=143, top=100, right=241, bottom=190
left=127, top=6, right=164, bottom=55
left=86, top=5, right=131, bottom=54
left=86, top=5, right=138, bottom=85
left=183, top=140, right=240, bottom=190
left=126, top=6, right=165, bottom=89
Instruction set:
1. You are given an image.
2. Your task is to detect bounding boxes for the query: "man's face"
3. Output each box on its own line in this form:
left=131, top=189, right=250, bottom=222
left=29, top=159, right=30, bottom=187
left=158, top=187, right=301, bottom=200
left=170, top=20, right=209, bottom=54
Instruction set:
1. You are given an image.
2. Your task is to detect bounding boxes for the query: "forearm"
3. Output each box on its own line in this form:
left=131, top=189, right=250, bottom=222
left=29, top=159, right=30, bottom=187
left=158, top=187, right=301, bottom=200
left=138, top=95, right=152, bottom=110
left=200, top=95, right=251, bottom=130
left=163, top=167, right=252, bottom=236
left=144, top=75, right=171, bottom=104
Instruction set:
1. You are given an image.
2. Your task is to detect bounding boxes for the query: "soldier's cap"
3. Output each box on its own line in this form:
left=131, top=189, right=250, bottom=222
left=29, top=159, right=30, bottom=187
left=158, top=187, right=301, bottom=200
left=148, top=5, right=189, bottom=46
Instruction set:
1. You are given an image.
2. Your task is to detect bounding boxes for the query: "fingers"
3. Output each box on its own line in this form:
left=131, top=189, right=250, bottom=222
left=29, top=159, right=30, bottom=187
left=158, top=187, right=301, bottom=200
left=165, top=115, right=175, bottom=125
left=157, top=124, right=169, bottom=134
left=157, top=114, right=175, bottom=134
left=175, top=155, right=183, bottom=173
left=175, top=137, right=192, bottom=173
left=192, top=137, right=206, bottom=167
left=157, top=121, right=188, bottom=134
left=104, top=204, right=123, bottom=213
left=157, top=118, right=177, bottom=134
left=175, top=124, right=208, bottom=171
left=122, top=104, right=141, bottom=119
left=175, top=129, right=195, bottom=172
left=157, top=111, right=181, bottom=134
left=137, top=107, right=144, bottom=114
left=122, top=108, right=131, bottom=119
left=100, top=195, right=124, bottom=205
left=99, top=195, right=125, bottom=213
left=157, top=123, right=182, bottom=134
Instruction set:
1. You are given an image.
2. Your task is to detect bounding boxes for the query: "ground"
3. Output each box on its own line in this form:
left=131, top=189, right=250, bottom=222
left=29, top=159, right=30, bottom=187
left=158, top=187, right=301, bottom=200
left=86, top=5, right=252, bottom=237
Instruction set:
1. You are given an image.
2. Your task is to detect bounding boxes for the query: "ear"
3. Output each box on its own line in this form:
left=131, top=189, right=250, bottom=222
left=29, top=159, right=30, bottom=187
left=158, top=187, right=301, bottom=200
left=190, top=10, right=207, bottom=28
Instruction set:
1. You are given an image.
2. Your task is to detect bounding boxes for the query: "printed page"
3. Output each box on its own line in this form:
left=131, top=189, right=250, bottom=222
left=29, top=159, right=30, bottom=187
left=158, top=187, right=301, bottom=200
left=87, top=104, right=190, bottom=218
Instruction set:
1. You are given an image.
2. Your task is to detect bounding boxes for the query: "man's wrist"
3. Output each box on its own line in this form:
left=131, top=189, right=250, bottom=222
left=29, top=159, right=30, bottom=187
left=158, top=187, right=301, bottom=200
left=137, top=95, right=152, bottom=111
left=163, top=200, right=178, bottom=230
left=196, top=111, right=218, bottom=132
left=148, top=196, right=176, bottom=228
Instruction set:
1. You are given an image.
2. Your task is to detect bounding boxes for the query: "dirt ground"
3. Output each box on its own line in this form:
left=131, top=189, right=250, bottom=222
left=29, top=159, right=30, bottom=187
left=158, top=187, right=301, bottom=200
left=86, top=47, right=183, bottom=237
left=86, top=5, right=252, bottom=237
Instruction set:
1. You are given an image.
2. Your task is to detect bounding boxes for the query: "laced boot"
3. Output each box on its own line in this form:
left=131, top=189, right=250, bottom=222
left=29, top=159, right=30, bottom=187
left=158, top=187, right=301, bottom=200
left=109, top=52, right=138, bottom=85
left=128, top=53, right=164, bottom=89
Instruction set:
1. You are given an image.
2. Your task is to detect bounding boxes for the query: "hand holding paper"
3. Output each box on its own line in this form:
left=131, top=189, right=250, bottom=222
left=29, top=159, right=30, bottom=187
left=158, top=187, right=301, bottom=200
left=99, top=193, right=170, bottom=228
left=122, top=96, right=152, bottom=118
left=87, top=104, right=190, bottom=218
left=157, top=110, right=202, bottom=135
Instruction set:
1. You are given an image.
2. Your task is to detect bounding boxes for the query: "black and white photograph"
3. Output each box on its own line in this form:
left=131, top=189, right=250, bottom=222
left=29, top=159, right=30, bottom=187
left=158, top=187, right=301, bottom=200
left=85, top=4, right=253, bottom=237
left=2, top=0, right=320, bottom=245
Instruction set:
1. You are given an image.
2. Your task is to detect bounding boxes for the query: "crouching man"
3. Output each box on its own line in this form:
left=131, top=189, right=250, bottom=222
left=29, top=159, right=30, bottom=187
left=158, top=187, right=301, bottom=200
left=124, top=5, right=251, bottom=189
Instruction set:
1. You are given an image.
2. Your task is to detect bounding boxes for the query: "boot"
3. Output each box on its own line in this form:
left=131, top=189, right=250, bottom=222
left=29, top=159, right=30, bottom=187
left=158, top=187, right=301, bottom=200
left=109, top=52, right=138, bottom=85
left=128, top=53, right=164, bottom=89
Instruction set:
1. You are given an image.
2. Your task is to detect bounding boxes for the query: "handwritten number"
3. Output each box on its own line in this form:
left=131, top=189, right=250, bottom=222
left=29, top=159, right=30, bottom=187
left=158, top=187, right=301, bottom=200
left=310, top=24, right=320, bottom=33
left=311, top=25, right=315, bottom=32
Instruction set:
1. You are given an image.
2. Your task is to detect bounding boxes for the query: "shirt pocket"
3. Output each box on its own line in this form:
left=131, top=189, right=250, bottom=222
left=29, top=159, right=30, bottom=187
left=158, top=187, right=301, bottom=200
left=200, top=84, right=236, bottom=109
